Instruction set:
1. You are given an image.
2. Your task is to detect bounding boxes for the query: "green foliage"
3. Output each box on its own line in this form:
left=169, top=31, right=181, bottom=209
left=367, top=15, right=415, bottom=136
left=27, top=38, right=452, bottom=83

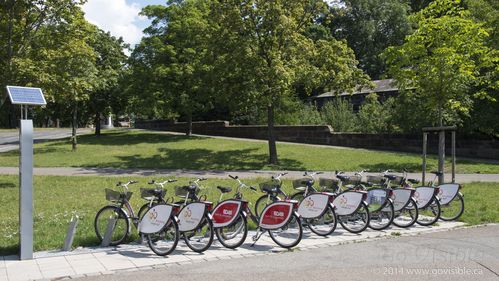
left=384, top=0, right=498, bottom=127
left=327, top=0, right=412, bottom=79
left=320, top=99, right=358, bottom=132
left=356, top=94, right=396, bottom=133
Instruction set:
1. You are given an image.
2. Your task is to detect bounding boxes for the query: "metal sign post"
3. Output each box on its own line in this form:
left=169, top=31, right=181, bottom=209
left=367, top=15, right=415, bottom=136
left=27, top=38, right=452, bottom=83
left=6, top=86, right=46, bottom=260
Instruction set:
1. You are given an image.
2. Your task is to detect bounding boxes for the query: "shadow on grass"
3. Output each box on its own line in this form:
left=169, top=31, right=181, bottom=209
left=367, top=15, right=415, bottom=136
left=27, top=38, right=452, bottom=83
left=83, top=147, right=306, bottom=171
left=0, top=182, right=16, bottom=188
left=74, top=130, right=204, bottom=146
left=359, top=162, right=426, bottom=173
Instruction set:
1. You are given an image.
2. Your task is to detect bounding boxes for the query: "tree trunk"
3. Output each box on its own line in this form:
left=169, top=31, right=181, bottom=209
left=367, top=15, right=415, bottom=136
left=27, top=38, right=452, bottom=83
left=267, top=104, right=278, bottom=165
left=94, top=112, right=101, bottom=136
left=186, top=113, right=193, bottom=136
left=72, top=102, right=78, bottom=151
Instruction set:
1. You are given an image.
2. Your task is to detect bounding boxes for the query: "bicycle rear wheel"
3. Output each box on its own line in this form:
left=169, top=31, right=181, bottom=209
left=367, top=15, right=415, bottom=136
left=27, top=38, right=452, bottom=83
left=183, top=214, right=214, bottom=253
left=146, top=220, right=179, bottom=256
left=307, top=205, right=337, bottom=236
left=392, top=198, right=418, bottom=228
left=416, top=197, right=441, bottom=226
left=338, top=202, right=370, bottom=234
left=369, top=200, right=394, bottom=231
left=215, top=212, right=248, bottom=249
left=440, top=193, right=464, bottom=221
left=268, top=213, right=302, bottom=248
left=94, top=205, right=130, bottom=246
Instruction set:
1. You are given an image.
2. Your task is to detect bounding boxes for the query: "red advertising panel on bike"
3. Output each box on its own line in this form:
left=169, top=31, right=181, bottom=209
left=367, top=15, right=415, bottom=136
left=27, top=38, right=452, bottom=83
left=212, top=200, right=242, bottom=228
left=259, top=202, right=293, bottom=230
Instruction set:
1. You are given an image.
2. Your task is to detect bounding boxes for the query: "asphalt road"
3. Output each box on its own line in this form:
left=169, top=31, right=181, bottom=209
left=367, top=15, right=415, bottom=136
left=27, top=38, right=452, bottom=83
left=78, top=225, right=499, bottom=281
left=0, top=128, right=92, bottom=152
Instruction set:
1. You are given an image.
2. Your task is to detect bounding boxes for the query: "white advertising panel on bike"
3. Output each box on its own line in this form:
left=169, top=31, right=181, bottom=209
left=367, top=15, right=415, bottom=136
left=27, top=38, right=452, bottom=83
left=178, top=202, right=206, bottom=232
left=438, top=184, right=460, bottom=205
left=333, top=192, right=363, bottom=216
left=259, top=202, right=293, bottom=230
left=297, top=194, right=329, bottom=219
left=138, top=204, right=173, bottom=234
left=392, top=189, right=412, bottom=211
left=212, top=200, right=242, bottom=228
left=367, top=188, right=388, bottom=207
left=414, top=187, right=435, bottom=208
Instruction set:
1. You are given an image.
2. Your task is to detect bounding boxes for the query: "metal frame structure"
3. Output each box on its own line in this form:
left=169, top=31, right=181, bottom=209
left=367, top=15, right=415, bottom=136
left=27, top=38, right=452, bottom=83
left=422, top=126, right=457, bottom=185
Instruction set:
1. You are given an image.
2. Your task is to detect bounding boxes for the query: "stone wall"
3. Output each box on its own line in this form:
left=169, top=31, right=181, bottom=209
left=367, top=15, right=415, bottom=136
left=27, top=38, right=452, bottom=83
left=135, top=120, right=499, bottom=160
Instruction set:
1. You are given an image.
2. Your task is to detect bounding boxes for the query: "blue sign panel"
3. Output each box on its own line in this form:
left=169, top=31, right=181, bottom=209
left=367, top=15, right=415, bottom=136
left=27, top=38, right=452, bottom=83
left=6, top=86, right=46, bottom=106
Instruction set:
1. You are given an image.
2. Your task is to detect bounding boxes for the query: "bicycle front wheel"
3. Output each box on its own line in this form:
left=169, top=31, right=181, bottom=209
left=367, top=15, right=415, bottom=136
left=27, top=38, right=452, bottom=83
left=392, top=198, right=418, bottom=228
left=146, top=219, right=179, bottom=256
left=369, top=200, right=394, bottom=231
left=183, top=214, right=214, bottom=253
left=268, top=213, right=302, bottom=248
left=416, top=197, right=441, bottom=226
left=94, top=205, right=130, bottom=246
left=338, top=202, right=370, bottom=234
left=440, top=193, right=464, bottom=221
left=254, top=194, right=279, bottom=218
left=307, top=205, right=337, bottom=236
left=215, top=212, right=248, bottom=249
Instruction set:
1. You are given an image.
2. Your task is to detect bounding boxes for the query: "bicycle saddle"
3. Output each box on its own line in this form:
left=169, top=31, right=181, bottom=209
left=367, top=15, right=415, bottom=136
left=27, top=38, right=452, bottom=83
left=336, top=175, right=350, bottom=182
left=408, top=179, right=420, bottom=184
left=384, top=174, right=398, bottom=181
left=182, top=185, right=198, bottom=192
left=217, top=186, right=232, bottom=193
left=262, top=186, right=278, bottom=194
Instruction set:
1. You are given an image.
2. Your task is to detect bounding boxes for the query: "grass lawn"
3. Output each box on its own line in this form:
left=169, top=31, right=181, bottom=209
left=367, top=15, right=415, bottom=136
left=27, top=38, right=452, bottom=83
left=0, top=129, right=497, bottom=173
left=0, top=175, right=497, bottom=255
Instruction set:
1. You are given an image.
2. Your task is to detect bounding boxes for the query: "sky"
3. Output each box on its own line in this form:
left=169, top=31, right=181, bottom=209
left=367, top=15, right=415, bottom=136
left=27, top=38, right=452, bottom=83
left=82, top=0, right=165, bottom=48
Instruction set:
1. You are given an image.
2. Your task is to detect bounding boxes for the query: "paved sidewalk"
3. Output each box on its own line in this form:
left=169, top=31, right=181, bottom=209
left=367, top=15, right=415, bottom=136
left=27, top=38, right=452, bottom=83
left=0, top=166, right=498, bottom=183
left=0, top=221, right=466, bottom=281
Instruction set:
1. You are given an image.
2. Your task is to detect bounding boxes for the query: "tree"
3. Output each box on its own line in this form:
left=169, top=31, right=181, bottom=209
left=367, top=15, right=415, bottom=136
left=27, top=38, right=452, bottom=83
left=0, top=0, right=84, bottom=127
left=383, top=0, right=498, bottom=127
left=87, top=30, right=128, bottom=135
left=327, top=0, right=412, bottom=79
left=211, top=0, right=369, bottom=164
left=30, top=11, right=98, bottom=150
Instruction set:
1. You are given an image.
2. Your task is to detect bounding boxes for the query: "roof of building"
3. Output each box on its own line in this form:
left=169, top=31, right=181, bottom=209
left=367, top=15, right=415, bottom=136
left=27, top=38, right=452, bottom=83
left=315, top=79, right=399, bottom=99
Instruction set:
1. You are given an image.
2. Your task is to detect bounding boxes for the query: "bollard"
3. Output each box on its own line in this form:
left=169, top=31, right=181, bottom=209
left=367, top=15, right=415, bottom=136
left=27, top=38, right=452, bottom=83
left=101, top=218, right=117, bottom=247
left=63, top=216, right=79, bottom=251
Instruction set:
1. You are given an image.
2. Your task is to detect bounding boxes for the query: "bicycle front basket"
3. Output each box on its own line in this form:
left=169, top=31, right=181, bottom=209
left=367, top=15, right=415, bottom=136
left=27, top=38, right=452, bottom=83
left=319, top=178, right=339, bottom=191
left=105, top=188, right=132, bottom=202
left=259, top=181, right=280, bottom=193
left=140, top=188, right=166, bottom=200
left=292, top=178, right=312, bottom=189
left=345, top=175, right=362, bottom=185
left=174, top=185, right=198, bottom=197
left=365, top=175, right=385, bottom=185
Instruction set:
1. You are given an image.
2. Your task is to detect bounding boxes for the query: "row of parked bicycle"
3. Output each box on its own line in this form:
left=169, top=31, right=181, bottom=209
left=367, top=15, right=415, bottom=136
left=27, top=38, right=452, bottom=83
left=94, top=170, right=464, bottom=256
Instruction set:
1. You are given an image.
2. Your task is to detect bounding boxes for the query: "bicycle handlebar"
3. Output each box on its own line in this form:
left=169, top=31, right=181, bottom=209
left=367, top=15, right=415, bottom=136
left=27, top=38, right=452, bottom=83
left=228, top=174, right=238, bottom=180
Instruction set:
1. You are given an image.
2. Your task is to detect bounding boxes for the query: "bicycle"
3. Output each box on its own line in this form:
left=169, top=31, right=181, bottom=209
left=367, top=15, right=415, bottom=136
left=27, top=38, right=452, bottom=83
left=211, top=175, right=258, bottom=248
left=220, top=175, right=303, bottom=248
left=174, top=178, right=215, bottom=253
left=371, top=170, right=419, bottom=228
left=413, top=172, right=442, bottom=226
left=253, top=172, right=289, bottom=218
left=94, top=180, right=139, bottom=246
left=425, top=172, right=464, bottom=221
left=333, top=171, right=371, bottom=233
left=137, top=179, right=181, bottom=256
left=354, top=170, right=395, bottom=231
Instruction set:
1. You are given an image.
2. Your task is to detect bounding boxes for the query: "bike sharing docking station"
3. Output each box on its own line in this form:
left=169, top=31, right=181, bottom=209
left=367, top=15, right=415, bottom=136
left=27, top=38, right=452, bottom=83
left=6, top=86, right=47, bottom=260
left=422, top=126, right=457, bottom=185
